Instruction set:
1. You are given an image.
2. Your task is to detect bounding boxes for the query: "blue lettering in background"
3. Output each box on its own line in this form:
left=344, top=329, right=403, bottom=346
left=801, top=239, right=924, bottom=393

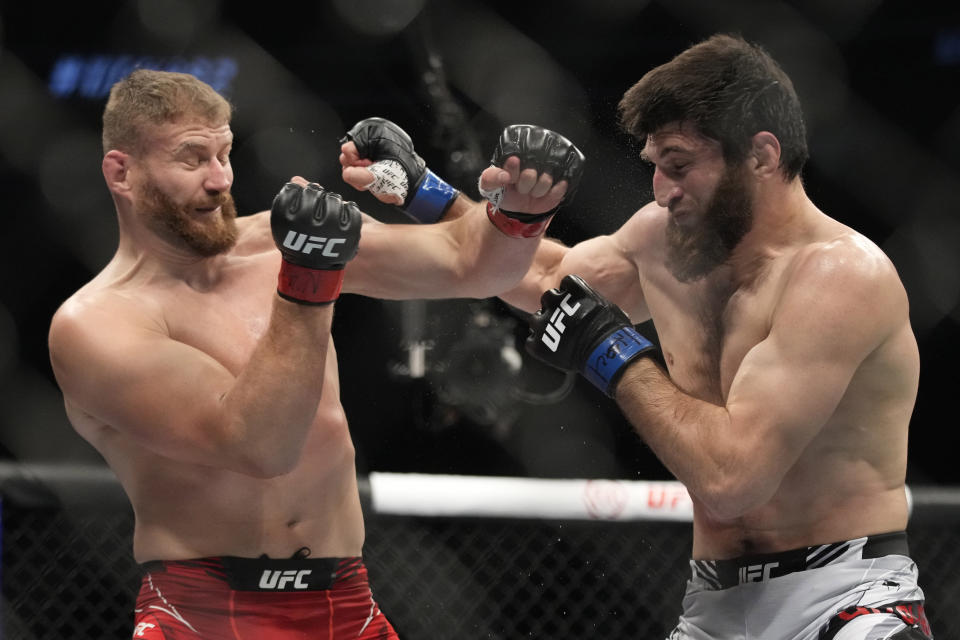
left=48, top=55, right=239, bottom=99
left=934, top=29, right=960, bottom=66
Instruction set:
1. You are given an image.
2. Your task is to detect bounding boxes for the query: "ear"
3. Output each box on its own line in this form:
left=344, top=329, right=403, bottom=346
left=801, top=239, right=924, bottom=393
left=102, top=150, right=133, bottom=194
left=749, top=132, right=781, bottom=179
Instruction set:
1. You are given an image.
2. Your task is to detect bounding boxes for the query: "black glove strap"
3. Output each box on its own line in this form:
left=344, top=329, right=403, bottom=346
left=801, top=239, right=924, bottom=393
left=486, top=203, right=554, bottom=238
left=497, top=208, right=556, bottom=223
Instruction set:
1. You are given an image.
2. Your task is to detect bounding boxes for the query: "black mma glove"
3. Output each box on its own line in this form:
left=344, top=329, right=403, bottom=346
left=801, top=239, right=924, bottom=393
left=341, top=117, right=459, bottom=224
left=526, top=275, right=657, bottom=397
left=271, top=182, right=362, bottom=305
left=481, top=124, right=585, bottom=238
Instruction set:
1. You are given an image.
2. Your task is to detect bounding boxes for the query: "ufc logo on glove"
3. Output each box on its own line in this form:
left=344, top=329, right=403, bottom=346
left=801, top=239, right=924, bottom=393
left=281, top=231, right=346, bottom=257
left=527, top=275, right=657, bottom=397
left=541, top=294, right=582, bottom=352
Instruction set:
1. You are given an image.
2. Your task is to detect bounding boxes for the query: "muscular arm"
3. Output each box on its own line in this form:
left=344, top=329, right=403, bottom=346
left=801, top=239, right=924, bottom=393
left=50, top=181, right=358, bottom=479
left=500, top=206, right=654, bottom=320
left=342, top=200, right=543, bottom=300
left=338, top=121, right=589, bottom=301
left=246, top=189, right=548, bottom=301
left=49, top=293, right=333, bottom=478
left=613, top=240, right=908, bottom=520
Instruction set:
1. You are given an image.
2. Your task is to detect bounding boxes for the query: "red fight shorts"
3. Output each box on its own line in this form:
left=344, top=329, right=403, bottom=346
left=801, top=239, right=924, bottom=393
left=131, top=555, right=399, bottom=639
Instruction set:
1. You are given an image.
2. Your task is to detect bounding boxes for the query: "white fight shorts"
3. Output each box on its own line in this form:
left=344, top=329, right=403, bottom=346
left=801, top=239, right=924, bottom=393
left=667, top=531, right=932, bottom=640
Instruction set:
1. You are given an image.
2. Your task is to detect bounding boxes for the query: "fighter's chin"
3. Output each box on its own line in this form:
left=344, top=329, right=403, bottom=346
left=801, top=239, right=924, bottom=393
left=192, top=204, right=227, bottom=219
left=187, top=231, right=238, bottom=257
left=668, top=207, right=698, bottom=227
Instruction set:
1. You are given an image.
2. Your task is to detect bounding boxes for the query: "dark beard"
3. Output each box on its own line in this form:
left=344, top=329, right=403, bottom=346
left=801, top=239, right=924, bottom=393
left=139, top=182, right=239, bottom=257
left=665, top=163, right=754, bottom=283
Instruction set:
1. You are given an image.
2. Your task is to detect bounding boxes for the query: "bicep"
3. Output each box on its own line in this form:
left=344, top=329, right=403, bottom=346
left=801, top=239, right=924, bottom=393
left=499, top=232, right=648, bottom=317
left=559, top=234, right=649, bottom=321
left=343, top=215, right=463, bottom=299
left=724, top=256, right=896, bottom=478
left=346, top=204, right=547, bottom=300
left=50, top=305, right=237, bottom=463
left=726, top=328, right=857, bottom=470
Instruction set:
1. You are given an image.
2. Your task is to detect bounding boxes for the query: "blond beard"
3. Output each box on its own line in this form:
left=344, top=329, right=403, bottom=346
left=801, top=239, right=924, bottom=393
left=137, top=180, right=239, bottom=256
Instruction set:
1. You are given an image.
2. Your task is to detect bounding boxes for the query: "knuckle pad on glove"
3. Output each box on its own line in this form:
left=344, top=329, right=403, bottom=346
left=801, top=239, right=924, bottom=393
left=319, top=191, right=341, bottom=222
left=279, top=187, right=303, bottom=221
left=540, top=287, right=562, bottom=309
left=492, top=127, right=586, bottom=193
left=346, top=118, right=423, bottom=179
left=340, top=201, right=360, bottom=229
left=295, top=188, right=320, bottom=223
left=492, top=126, right=525, bottom=166
left=562, top=148, right=586, bottom=193
left=345, top=118, right=387, bottom=156
left=544, top=138, right=572, bottom=176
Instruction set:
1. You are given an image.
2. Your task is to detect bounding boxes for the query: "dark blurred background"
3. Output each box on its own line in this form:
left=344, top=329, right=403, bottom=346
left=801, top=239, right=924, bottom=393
left=0, top=0, right=958, bottom=485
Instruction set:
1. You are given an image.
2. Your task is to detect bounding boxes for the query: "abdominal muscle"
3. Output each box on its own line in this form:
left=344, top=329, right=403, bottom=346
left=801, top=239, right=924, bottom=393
left=92, top=391, right=366, bottom=564
left=690, top=451, right=909, bottom=559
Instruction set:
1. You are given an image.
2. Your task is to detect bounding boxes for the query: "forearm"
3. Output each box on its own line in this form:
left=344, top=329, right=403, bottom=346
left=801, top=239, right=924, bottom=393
left=346, top=201, right=547, bottom=300
left=448, top=200, right=549, bottom=298
left=614, top=358, right=767, bottom=520
left=498, top=237, right=567, bottom=312
left=437, top=192, right=476, bottom=221
left=222, top=180, right=356, bottom=476
left=219, top=296, right=333, bottom=477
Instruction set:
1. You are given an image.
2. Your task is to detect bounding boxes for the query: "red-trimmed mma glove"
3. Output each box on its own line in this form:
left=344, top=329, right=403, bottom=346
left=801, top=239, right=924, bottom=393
left=271, top=182, right=361, bottom=305
left=526, top=275, right=657, bottom=397
left=481, top=125, right=586, bottom=238
left=341, top=117, right=459, bottom=224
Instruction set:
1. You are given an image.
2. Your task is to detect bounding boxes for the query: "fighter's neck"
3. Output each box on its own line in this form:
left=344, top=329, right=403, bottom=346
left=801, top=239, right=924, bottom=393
left=724, top=181, right=818, bottom=286
left=114, top=227, right=230, bottom=288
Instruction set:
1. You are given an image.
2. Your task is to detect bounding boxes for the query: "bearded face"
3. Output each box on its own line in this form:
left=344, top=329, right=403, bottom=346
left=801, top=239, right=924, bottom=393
left=136, top=176, right=239, bottom=257
left=665, top=161, right=754, bottom=282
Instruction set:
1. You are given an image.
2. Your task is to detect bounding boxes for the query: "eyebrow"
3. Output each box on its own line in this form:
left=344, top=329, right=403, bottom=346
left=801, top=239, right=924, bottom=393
left=172, top=139, right=233, bottom=156
left=173, top=142, right=206, bottom=155
left=640, top=144, right=688, bottom=164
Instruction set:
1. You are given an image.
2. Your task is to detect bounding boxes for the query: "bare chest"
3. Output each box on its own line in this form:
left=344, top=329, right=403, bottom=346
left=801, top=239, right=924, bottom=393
left=156, top=260, right=280, bottom=374
left=645, top=275, right=778, bottom=403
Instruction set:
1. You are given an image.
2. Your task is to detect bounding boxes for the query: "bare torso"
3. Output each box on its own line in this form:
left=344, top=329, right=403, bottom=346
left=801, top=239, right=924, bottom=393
left=629, top=205, right=917, bottom=558
left=62, top=213, right=364, bottom=562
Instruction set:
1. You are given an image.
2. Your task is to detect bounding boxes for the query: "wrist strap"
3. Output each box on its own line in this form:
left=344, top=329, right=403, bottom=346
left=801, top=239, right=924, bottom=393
left=277, top=261, right=344, bottom=305
left=404, top=168, right=459, bottom=223
left=486, top=202, right=554, bottom=238
left=583, top=326, right=656, bottom=396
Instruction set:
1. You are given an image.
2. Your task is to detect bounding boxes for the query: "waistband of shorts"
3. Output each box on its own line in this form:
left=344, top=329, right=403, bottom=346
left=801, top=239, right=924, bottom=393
left=691, top=531, right=910, bottom=590
left=140, top=554, right=366, bottom=592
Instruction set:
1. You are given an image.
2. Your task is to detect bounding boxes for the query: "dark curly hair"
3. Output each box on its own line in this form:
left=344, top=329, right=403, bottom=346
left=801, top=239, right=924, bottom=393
left=618, top=33, right=808, bottom=180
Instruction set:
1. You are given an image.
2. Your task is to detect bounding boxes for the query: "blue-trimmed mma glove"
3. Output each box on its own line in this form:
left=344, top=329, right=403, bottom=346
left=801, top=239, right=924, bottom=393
left=480, top=124, right=585, bottom=238
left=271, top=182, right=361, bottom=305
left=526, top=275, right=657, bottom=397
left=341, top=117, right=458, bottom=224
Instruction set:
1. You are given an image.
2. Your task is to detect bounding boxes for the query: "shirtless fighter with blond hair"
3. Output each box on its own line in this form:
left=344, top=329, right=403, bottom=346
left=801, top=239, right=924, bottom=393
left=48, top=69, right=584, bottom=638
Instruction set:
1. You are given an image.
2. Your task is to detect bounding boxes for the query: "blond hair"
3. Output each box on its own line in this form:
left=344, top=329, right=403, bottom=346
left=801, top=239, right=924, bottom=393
left=102, top=69, right=232, bottom=155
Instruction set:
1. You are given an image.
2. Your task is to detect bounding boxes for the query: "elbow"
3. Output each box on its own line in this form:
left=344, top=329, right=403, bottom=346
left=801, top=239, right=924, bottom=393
left=451, top=263, right=526, bottom=301
left=466, top=276, right=525, bottom=301
left=696, top=471, right=777, bottom=521
left=454, top=244, right=539, bottom=299
left=236, top=452, right=299, bottom=479
left=225, top=436, right=301, bottom=478
left=215, top=412, right=308, bottom=479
